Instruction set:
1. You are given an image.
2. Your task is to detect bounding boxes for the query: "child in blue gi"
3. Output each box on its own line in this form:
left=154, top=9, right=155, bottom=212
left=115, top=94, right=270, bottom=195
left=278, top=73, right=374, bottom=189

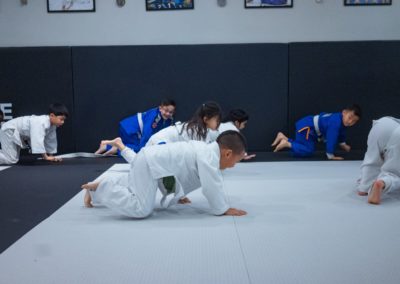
left=95, top=99, right=176, bottom=155
left=271, top=104, right=362, bottom=160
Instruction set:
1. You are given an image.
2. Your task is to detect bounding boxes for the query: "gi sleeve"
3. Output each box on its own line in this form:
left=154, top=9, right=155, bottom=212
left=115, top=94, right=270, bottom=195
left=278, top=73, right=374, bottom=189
left=44, top=128, right=58, bottom=154
left=325, top=119, right=341, bottom=156
left=119, top=115, right=141, bottom=153
left=29, top=118, right=47, bottom=154
left=197, top=154, right=229, bottom=216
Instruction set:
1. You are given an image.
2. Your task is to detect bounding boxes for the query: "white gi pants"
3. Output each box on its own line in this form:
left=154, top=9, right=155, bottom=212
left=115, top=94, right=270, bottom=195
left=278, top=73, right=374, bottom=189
left=0, top=129, right=20, bottom=164
left=358, top=117, right=400, bottom=194
left=90, top=150, right=158, bottom=218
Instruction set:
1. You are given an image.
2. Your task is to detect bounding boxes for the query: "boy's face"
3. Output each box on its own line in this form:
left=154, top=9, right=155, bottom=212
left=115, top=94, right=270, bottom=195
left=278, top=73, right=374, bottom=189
left=342, top=110, right=359, bottom=127
left=219, top=148, right=245, bottom=170
left=49, top=113, right=67, bottom=127
left=235, top=120, right=247, bottom=130
left=159, top=105, right=175, bottom=120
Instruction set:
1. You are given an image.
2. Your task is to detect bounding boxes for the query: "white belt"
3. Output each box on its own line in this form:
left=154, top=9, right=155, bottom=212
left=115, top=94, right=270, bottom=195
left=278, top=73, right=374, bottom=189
left=313, top=115, right=322, bottom=137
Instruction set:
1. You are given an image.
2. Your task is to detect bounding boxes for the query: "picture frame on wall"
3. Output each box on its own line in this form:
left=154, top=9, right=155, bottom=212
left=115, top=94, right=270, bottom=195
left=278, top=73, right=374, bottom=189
left=245, top=0, right=293, bottom=8
left=47, top=0, right=96, bottom=13
left=344, top=0, right=391, bottom=6
left=146, top=0, right=194, bottom=11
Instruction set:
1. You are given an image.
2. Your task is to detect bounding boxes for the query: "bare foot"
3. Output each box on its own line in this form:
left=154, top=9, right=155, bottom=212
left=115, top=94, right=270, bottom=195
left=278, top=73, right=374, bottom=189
left=368, top=180, right=385, bottom=205
left=271, top=132, right=288, bottom=147
left=103, top=146, right=118, bottom=156
left=81, top=181, right=100, bottom=191
left=101, top=137, right=123, bottom=148
left=94, top=141, right=107, bottom=155
left=178, top=197, right=191, bottom=204
left=84, top=189, right=93, bottom=208
left=273, top=139, right=291, bottom=152
left=357, top=191, right=368, bottom=196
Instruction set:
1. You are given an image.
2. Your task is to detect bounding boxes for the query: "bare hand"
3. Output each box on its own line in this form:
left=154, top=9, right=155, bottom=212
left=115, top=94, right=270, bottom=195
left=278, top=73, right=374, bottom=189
left=43, top=154, right=62, bottom=162
left=224, top=208, right=247, bottom=216
left=340, top=144, right=351, bottom=152
left=330, top=156, right=344, bottom=160
left=242, top=153, right=256, bottom=160
left=357, top=191, right=368, bottom=196
left=178, top=197, right=191, bottom=204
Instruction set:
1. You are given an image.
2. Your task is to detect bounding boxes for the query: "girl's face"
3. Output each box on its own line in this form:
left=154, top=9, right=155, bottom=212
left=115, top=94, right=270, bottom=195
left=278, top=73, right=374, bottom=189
left=204, top=115, right=220, bottom=130
left=234, top=120, right=247, bottom=130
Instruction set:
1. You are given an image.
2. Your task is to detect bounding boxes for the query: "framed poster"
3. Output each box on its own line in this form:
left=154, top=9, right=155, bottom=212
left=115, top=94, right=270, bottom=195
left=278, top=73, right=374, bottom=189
left=146, top=0, right=194, bottom=11
left=47, top=0, right=96, bottom=13
left=344, top=0, right=391, bottom=6
left=245, top=0, right=293, bottom=8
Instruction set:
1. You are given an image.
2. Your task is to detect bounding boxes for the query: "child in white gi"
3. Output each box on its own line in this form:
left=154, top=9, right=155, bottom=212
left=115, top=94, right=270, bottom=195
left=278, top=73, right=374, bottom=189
left=146, top=101, right=221, bottom=146
left=209, top=109, right=255, bottom=160
left=82, top=130, right=247, bottom=218
left=356, top=117, right=400, bottom=205
left=0, top=103, right=68, bottom=165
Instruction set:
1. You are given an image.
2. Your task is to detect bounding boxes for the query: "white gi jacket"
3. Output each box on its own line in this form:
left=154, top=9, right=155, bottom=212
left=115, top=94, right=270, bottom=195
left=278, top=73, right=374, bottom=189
left=358, top=116, right=400, bottom=194
left=142, top=141, right=229, bottom=215
left=1, top=115, right=57, bottom=154
left=208, top=122, right=239, bottom=142
left=146, top=122, right=215, bottom=146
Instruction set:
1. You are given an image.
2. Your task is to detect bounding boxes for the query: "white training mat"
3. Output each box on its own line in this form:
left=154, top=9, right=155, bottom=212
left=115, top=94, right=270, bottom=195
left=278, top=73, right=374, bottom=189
left=1, top=161, right=400, bottom=284
left=0, top=166, right=10, bottom=171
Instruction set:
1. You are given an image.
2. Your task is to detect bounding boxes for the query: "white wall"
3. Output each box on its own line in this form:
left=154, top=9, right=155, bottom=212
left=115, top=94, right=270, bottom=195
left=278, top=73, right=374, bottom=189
left=0, top=0, right=399, bottom=47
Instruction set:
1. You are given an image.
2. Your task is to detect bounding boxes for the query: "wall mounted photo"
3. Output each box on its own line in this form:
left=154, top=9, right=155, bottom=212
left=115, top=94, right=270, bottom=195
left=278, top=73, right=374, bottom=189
left=344, top=0, right=391, bottom=6
left=146, top=0, right=194, bottom=11
left=245, top=0, right=293, bottom=8
left=47, top=0, right=96, bottom=13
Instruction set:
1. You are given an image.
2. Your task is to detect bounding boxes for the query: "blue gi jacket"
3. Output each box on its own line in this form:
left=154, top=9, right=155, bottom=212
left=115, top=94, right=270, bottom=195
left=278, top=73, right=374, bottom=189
left=119, top=107, right=174, bottom=153
left=316, top=112, right=346, bottom=155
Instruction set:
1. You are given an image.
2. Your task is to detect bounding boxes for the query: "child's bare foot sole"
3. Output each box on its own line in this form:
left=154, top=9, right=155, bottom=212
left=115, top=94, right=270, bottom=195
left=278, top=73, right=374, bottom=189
left=81, top=182, right=99, bottom=191
left=368, top=180, right=385, bottom=205
left=271, top=132, right=287, bottom=147
left=274, top=139, right=291, bottom=152
left=84, top=190, right=93, bottom=208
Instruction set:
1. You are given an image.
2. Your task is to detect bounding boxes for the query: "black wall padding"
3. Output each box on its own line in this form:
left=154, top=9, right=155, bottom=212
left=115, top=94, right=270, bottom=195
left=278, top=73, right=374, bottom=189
left=289, top=41, right=400, bottom=150
left=1, top=42, right=399, bottom=154
left=0, top=47, right=75, bottom=153
left=72, top=44, right=288, bottom=152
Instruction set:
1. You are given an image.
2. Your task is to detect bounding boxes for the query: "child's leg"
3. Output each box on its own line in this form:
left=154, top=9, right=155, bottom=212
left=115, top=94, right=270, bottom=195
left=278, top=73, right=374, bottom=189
left=271, top=132, right=288, bottom=147
left=357, top=121, right=385, bottom=195
left=89, top=153, right=158, bottom=218
left=0, top=130, right=20, bottom=164
left=290, top=131, right=315, bottom=157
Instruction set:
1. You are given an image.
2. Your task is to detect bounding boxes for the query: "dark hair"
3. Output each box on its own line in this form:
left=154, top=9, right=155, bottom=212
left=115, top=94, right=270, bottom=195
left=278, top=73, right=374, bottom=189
left=182, top=101, right=222, bottom=140
left=222, top=109, right=249, bottom=124
left=0, top=109, right=3, bottom=116
left=344, top=104, right=362, bottom=119
left=49, top=103, right=69, bottom=117
left=217, top=130, right=247, bottom=155
left=160, top=99, right=176, bottom=107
